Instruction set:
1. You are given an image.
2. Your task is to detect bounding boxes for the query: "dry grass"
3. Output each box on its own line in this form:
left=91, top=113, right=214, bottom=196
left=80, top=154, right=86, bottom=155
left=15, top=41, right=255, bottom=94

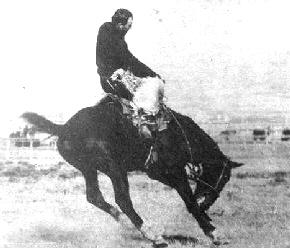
left=1, top=143, right=290, bottom=248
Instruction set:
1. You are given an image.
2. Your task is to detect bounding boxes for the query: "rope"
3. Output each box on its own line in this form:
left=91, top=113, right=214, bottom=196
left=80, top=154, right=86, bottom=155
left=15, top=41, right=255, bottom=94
left=164, top=106, right=194, bottom=165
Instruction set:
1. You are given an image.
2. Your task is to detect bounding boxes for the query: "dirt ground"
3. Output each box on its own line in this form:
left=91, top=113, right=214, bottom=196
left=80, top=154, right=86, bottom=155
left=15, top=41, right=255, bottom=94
left=1, top=143, right=290, bottom=248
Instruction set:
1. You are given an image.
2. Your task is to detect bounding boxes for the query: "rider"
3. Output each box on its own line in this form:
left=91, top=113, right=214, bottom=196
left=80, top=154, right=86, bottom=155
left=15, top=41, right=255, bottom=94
left=96, top=9, right=168, bottom=138
left=96, top=8, right=160, bottom=98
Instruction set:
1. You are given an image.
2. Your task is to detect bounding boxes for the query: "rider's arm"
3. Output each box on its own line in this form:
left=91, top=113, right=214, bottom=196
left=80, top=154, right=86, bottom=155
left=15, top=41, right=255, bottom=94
left=122, top=43, right=159, bottom=78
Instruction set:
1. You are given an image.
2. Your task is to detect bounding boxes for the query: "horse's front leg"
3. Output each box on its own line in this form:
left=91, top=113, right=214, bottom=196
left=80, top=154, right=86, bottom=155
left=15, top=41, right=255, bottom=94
left=109, top=171, right=168, bottom=247
left=169, top=169, right=222, bottom=244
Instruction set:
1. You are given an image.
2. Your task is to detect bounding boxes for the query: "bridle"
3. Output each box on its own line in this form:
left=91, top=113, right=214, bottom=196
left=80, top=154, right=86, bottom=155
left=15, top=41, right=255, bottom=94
left=189, top=161, right=229, bottom=197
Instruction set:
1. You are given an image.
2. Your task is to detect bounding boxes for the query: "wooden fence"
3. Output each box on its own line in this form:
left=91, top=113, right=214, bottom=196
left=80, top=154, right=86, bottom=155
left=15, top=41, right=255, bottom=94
left=0, top=138, right=63, bottom=164
left=1, top=129, right=290, bottom=164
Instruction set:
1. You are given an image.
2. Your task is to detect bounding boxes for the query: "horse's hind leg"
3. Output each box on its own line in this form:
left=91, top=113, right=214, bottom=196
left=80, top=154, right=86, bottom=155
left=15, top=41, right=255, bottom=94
left=109, top=171, right=143, bottom=229
left=83, top=171, right=122, bottom=221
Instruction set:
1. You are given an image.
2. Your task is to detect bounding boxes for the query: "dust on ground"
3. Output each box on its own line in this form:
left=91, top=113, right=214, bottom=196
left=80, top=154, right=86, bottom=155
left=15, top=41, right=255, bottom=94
left=1, top=143, right=290, bottom=248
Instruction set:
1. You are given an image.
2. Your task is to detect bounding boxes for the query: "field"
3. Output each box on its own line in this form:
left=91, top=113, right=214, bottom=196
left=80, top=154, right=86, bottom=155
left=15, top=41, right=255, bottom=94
left=1, top=143, right=290, bottom=248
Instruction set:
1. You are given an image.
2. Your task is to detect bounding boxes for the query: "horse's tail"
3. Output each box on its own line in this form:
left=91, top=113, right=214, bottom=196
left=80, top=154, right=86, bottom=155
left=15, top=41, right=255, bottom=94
left=21, top=112, right=63, bottom=137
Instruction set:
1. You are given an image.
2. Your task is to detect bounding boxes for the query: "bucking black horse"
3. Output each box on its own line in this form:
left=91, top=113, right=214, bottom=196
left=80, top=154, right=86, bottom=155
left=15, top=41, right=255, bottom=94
left=21, top=95, right=242, bottom=247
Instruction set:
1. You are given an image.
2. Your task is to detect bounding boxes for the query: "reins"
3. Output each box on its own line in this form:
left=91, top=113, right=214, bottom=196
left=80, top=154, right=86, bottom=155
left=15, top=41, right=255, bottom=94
left=164, top=106, right=194, bottom=166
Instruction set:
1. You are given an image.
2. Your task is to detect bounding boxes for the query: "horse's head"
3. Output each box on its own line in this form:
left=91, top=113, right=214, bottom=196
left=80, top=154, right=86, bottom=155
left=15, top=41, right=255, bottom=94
left=155, top=127, right=235, bottom=212
left=161, top=109, right=244, bottom=212
left=192, top=159, right=241, bottom=212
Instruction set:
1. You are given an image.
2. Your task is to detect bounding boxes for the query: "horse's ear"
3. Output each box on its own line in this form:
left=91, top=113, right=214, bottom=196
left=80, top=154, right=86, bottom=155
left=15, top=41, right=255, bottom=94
left=229, top=161, right=244, bottom=168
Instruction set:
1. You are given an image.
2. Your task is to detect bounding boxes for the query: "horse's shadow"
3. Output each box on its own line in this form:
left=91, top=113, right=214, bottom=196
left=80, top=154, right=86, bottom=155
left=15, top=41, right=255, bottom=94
left=121, top=228, right=199, bottom=246
left=162, top=234, right=199, bottom=245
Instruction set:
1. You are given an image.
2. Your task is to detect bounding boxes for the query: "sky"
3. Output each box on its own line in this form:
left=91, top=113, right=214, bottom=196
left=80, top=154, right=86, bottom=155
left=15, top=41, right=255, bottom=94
left=0, top=0, right=290, bottom=136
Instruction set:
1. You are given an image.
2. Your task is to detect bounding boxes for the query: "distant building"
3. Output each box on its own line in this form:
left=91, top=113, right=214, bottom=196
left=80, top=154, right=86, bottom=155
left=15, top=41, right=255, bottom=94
left=281, top=129, right=290, bottom=141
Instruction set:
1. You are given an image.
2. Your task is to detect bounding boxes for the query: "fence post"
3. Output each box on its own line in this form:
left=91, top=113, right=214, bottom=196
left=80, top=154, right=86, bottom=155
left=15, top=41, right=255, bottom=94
left=30, top=139, right=33, bottom=161
left=5, top=138, right=10, bottom=161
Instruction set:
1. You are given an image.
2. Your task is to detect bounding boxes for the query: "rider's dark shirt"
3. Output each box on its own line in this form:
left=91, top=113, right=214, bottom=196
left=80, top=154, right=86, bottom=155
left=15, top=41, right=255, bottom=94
left=96, top=22, right=158, bottom=78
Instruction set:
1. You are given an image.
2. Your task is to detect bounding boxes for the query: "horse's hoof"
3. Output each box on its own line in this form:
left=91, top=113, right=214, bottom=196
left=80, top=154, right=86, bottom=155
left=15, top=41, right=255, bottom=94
left=117, top=213, right=135, bottom=230
left=117, top=212, right=127, bottom=223
left=139, top=221, right=165, bottom=246
left=110, top=207, right=123, bottom=222
left=207, top=230, right=229, bottom=246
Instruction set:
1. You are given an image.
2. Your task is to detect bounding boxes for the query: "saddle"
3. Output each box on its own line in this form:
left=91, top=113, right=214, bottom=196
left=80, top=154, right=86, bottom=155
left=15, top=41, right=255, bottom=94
left=105, top=94, right=171, bottom=139
left=124, top=100, right=171, bottom=139
left=107, top=69, right=172, bottom=139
